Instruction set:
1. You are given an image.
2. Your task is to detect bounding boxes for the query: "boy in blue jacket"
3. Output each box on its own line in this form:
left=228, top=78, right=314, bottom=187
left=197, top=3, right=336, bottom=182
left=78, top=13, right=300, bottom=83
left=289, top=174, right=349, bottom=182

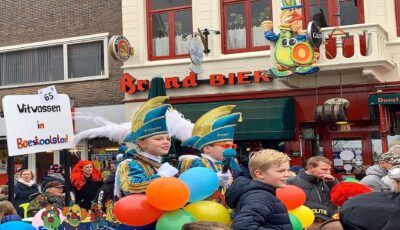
left=226, top=149, right=293, bottom=230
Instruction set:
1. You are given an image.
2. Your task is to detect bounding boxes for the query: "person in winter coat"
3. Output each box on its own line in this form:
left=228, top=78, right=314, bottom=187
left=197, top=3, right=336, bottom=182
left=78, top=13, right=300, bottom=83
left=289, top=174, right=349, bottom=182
left=225, top=149, right=292, bottom=230
left=27, top=181, right=66, bottom=217
left=95, top=171, right=115, bottom=211
left=287, top=156, right=338, bottom=214
left=0, top=200, right=21, bottom=223
left=340, top=165, right=400, bottom=230
left=360, top=150, right=400, bottom=192
left=41, top=164, right=65, bottom=190
left=14, top=169, right=39, bottom=216
left=70, top=160, right=103, bottom=210
left=0, top=200, right=21, bottom=224
left=0, top=185, right=8, bottom=201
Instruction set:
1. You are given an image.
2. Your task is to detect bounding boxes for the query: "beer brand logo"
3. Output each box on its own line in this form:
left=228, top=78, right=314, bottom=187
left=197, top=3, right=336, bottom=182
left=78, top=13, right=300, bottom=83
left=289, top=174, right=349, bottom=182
left=108, top=35, right=134, bottom=62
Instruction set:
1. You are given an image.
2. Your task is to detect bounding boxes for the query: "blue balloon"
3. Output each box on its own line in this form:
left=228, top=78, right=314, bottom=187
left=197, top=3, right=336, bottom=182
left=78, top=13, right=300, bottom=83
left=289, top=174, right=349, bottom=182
left=179, top=167, right=219, bottom=202
left=0, top=221, right=35, bottom=230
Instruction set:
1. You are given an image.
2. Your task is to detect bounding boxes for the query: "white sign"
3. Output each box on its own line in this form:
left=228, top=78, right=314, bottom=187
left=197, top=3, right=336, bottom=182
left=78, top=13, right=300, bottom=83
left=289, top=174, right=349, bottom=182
left=2, top=94, right=74, bottom=156
left=38, top=85, right=59, bottom=104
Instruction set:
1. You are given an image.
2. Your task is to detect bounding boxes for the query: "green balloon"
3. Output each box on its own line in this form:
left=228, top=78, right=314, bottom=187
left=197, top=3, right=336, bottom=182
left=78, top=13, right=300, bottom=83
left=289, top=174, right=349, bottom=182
left=156, top=209, right=196, bottom=230
left=344, top=177, right=359, bottom=183
left=289, top=213, right=303, bottom=230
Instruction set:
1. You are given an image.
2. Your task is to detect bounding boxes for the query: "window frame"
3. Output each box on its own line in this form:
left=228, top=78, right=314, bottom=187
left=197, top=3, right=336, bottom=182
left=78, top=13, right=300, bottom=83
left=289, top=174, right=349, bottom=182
left=0, top=33, right=109, bottom=88
left=221, top=0, right=272, bottom=54
left=146, top=0, right=192, bottom=61
left=301, top=0, right=364, bottom=28
left=396, top=0, right=400, bottom=37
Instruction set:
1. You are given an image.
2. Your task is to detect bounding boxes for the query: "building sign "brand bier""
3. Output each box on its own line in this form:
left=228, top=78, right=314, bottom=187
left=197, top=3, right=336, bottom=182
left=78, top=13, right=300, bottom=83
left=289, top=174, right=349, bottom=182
left=120, top=70, right=272, bottom=95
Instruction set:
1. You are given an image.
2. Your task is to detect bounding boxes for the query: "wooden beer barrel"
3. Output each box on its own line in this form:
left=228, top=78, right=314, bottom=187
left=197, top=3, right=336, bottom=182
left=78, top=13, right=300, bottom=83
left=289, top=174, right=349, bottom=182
left=315, top=104, right=347, bottom=123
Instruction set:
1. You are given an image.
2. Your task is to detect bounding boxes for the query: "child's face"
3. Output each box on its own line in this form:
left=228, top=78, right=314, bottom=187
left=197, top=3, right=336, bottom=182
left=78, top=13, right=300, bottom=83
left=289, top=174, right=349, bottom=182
left=203, top=142, right=236, bottom=161
left=138, top=134, right=171, bottom=156
left=255, top=161, right=290, bottom=188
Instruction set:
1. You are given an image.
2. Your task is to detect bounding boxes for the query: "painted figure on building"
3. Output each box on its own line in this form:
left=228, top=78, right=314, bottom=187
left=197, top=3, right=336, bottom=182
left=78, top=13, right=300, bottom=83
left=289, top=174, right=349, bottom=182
left=262, top=0, right=319, bottom=77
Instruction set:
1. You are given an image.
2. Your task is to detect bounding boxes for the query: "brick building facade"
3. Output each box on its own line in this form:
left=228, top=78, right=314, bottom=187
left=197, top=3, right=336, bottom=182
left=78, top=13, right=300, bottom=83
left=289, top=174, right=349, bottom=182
left=0, top=0, right=125, bottom=184
left=0, top=0, right=124, bottom=108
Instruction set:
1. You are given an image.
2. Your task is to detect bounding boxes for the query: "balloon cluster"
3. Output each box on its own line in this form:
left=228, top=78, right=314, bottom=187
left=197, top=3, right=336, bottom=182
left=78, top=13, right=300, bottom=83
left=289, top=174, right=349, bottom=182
left=113, top=167, right=231, bottom=229
left=277, top=185, right=315, bottom=230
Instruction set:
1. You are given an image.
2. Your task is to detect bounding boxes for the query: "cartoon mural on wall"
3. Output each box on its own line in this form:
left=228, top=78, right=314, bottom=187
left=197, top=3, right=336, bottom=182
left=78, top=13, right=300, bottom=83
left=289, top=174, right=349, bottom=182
left=262, top=0, right=320, bottom=77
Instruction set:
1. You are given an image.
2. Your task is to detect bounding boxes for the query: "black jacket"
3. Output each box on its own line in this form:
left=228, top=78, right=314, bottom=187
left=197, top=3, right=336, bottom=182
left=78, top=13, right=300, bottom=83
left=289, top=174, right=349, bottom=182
left=226, top=176, right=293, bottom=230
left=95, top=172, right=115, bottom=211
left=14, top=181, right=39, bottom=206
left=340, top=192, right=400, bottom=230
left=73, top=177, right=102, bottom=210
left=287, top=169, right=337, bottom=214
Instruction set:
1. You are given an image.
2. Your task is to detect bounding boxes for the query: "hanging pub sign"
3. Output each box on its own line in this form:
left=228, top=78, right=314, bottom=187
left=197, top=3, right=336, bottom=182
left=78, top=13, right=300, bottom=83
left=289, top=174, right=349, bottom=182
left=120, top=70, right=272, bottom=95
left=108, top=35, right=134, bottom=62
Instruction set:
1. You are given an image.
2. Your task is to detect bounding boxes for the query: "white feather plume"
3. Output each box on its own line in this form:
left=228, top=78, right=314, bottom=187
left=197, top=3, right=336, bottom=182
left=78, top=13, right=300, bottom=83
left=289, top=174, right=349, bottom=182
left=72, top=109, right=194, bottom=147
left=73, top=122, right=130, bottom=146
left=166, top=109, right=194, bottom=142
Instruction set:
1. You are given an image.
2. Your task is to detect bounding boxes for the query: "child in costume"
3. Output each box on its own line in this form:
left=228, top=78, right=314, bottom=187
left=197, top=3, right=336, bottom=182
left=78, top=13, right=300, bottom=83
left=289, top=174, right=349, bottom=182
left=115, top=96, right=179, bottom=197
left=178, top=105, right=242, bottom=188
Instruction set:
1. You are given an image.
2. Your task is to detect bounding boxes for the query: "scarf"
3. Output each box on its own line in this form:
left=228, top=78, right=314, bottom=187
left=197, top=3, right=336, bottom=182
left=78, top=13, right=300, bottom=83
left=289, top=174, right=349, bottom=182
left=17, top=178, right=35, bottom=187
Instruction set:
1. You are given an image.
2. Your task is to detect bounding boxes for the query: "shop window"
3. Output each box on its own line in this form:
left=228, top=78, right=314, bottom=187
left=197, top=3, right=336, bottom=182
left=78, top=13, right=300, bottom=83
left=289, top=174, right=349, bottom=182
left=396, top=0, right=400, bottom=36
left=0, top=34, right=107, bottom=86
left=302, top=0, right=365, bottom=58
left=88, top=138, right=119, bottom=180
left=221, top=0, right=272, bottom=54
left=147, top=0, right=192, bottom=60
left=373, top=133, right=400, bottom=164
left=332, top=138, right=362, bottom=175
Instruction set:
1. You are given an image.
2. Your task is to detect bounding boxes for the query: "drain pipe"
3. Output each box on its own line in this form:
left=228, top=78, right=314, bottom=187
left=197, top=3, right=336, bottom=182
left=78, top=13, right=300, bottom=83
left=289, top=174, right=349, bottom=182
left=379, top=103, right=389, bottom=153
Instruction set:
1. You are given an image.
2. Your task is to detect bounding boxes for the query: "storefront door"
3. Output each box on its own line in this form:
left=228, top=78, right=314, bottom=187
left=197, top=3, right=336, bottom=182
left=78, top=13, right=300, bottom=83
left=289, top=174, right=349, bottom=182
left=322, top=131, right=373, bottom=179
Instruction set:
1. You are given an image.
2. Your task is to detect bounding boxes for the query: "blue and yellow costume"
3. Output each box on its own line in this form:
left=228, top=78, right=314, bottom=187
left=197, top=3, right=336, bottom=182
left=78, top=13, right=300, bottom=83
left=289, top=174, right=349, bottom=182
left=178, top=105, right=241, bottom=174
left=115, top=96, right=170, bottom=196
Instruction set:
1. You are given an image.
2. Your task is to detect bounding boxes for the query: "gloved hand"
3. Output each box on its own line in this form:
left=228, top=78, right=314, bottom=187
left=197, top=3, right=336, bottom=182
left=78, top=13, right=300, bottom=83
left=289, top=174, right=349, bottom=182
left=157, top=162, right=178, bottom=177
left=217, top=171, right=231, bottom=187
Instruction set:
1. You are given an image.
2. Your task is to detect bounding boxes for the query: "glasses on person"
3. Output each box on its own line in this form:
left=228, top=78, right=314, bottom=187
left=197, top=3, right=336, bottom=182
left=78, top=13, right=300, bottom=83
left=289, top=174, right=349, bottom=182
left=52, top=187, right=64, bottom=191
left=213, top=142, right=237, bottom=150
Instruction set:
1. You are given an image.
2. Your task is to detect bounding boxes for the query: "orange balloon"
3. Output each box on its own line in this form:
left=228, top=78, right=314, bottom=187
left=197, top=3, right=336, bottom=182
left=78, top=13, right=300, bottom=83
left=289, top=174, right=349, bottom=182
left=146, top=177, right=190, bottom=211
left=114, top=194, right=164, bottom=226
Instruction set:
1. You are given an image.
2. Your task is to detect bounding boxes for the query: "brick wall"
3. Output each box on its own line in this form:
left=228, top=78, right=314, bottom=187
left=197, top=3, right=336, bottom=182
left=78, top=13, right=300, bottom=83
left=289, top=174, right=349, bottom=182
left=0, top=0, right=124, bottom=109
